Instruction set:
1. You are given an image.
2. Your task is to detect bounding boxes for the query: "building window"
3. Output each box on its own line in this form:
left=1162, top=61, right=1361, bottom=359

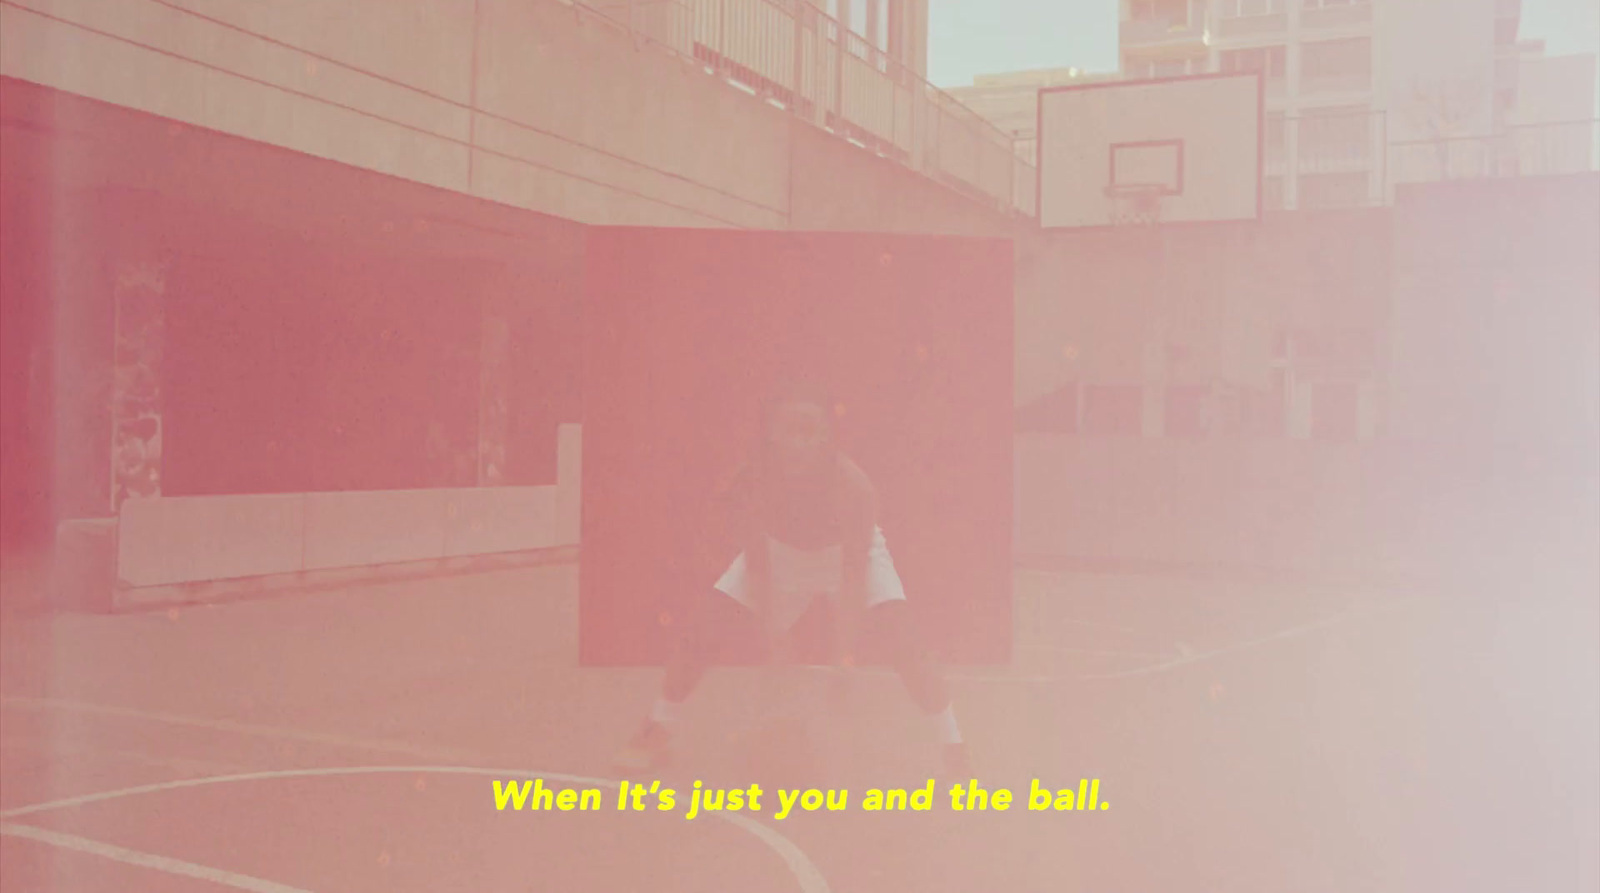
left=1129, top=0, right=1191, bottom=23
left=1083, top=385, right=1143, bottom=436
left=867, top=0, right=890, bottom=52
left=1297, top=107, right=1372, bottom=168
left=1494, top=16, right=1519, bottom=46
left=1301, top=37, right=1372, bottom=92
left=1165, top=386, right=1209, bottom=439
left=1241, top=382, right=1286, bottom=438
left=1154, top=59, right=1188, bottom=78
left=1221, top=45, right=1287, bottom=83
left=1263, top=175, right=1285, bottom=209
left=1298, top=171, right=1370, bottom=208
left=848, top=0, right=866, bottom=34
left=1014, top=385, right=1079, bottom=434
left=1222, top=0, right=1284, bottom=15
left=1310, top=381, right=1360, bottom=443
left=886, top=0, right=902, bottom=58
left=1265, top=113, right=1287, bottom=165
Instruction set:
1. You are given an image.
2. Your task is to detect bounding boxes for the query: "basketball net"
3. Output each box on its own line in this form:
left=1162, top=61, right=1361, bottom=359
left=1104, top=183, right=1166, bottom=227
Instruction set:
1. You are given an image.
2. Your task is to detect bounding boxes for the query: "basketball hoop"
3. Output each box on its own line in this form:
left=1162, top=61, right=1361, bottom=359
left=1104, top=183, right=1167, bottom=227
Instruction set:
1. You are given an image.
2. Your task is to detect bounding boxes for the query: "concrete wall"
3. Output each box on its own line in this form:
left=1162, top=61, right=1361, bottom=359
left=1, top=0, right=1032, bottom=234
left=1387, top=172, right=1600, bottom=466
left=116, top=426, right=582, bottom=592
left=0, top=0, right=790, bottom=228
left=1015, top=209, right=1391, bottom=406
left=1013, top=174, right=1600, bottom=580
left=1, top=0, right=1030, bottom=597
left=787, top=116, right=1018, bottom=236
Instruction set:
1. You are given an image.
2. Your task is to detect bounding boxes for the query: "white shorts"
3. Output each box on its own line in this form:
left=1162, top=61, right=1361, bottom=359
left=713, top=525, right=907, bottom=634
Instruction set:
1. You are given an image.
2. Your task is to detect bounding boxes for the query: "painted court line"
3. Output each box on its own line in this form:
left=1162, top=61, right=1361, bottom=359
left=0, top=821, right=311, bottom=893
left=1039, top=617, right=1147, bottom=635
left=870, top=599, right=1415, bottom=686
left=0, top=766, right=831, bottom=893
left=0, top=698, right=828, bottom=892
left=1034, top=645, right=1172, bottom=658
left=1079, top=599, right=1415, bottom=681
left=0, top=734, right=247, bottom=777
left=0, top=696, right=483, bottom=764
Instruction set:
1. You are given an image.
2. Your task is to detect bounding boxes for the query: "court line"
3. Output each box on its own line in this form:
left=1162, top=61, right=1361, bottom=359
left=0, top=696, right=485, bottom=763
left=0, top=821, right=311, bottom=893
left=1030, top=645, right=1172, bottom=658
left=1078, top=599, right=1415, bottom=681
left=0, top=699, right=830, bottom=891
left=1033, top=617, right=1147, bottom=635
left=0, top=766, right=831, bottom=893
left=1, top=734, right=248, bottom=777
left=822, top=599, right=1415, bottom=686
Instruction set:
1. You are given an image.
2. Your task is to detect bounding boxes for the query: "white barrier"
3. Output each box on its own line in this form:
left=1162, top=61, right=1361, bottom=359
left=116, top=425, right=581, bottom=589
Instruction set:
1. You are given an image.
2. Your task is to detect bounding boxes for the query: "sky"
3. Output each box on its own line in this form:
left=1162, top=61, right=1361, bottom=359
left=927, top=0, right=1600, bottom=88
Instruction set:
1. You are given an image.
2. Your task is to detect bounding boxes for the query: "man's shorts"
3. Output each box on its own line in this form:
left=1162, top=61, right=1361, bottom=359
left=713, top=525, right=907, bottom=634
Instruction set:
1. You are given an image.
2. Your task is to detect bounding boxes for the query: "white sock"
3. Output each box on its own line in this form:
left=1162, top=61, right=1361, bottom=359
left=932, top=704, right=962, bottom=745
left=649, top=697, right=681, bottom=730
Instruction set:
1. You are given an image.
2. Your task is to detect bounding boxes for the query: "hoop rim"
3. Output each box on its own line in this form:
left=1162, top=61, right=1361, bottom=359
left=1103, top=182, right=1168, bottom=226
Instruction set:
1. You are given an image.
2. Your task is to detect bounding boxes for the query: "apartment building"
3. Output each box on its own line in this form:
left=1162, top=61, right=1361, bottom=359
left=1120, top=0, right=1595, bottom=208
left=948, top=68, right=1118, bottom=165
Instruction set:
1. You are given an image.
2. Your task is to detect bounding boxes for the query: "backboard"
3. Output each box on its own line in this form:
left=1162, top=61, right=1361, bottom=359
left=1037, top=72, right=1264, bottom=229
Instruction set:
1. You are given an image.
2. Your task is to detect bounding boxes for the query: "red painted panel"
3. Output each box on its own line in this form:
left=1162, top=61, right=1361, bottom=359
left=580, top=229, right=1014, bottom=666
left=164, top=242, right=483, bottom=496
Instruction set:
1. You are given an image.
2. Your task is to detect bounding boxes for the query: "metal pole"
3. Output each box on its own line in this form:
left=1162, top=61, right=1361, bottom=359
left=833, top=16, right=844, bottom=126
left=792, top=2, right=804, bottom=115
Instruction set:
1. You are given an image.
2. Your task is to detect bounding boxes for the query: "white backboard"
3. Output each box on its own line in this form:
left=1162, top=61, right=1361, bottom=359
left=1037, top=73, right=1264, bottom=228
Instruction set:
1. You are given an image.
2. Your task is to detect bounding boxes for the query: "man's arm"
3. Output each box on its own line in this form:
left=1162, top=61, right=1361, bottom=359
left=721, top=464, right=779, bottom=651
left=836, top=457, right=878, bottom=666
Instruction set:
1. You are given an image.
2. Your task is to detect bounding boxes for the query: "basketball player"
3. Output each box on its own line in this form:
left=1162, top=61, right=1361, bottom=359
left=615, top=380, right=970, bottom=776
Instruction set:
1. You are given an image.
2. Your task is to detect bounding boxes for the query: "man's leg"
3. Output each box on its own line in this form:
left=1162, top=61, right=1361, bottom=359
left=616, top=588, right=758, bottom=773
left=865, top=600, right=971, bottom=774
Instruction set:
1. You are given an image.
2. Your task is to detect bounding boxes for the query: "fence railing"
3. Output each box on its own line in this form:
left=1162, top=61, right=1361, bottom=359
left=1260, top=115, right=1599, bottom=210
left=1389, top=119, right=1600, bottom=188
left=1263, top=110, right=1388, bottom=209
left=586, top=0, right=1033, bottom=217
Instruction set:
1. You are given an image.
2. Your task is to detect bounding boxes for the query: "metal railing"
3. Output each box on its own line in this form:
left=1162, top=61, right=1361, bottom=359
left=1263, top=110, right=1388, bottom=209
left=1389, top=119, right=1600, bottom=186
left=1262, top=116, right=1598, bottom=209
left=585, top=0, right=1033, bottom=217
left=1120, top=13, right=1210, bottom=45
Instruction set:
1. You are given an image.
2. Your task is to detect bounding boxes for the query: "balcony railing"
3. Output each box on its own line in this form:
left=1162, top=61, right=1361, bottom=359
left=1300, top=2, right=1372, bottom=30
left=584, top=0, right=1033, bottom=217
left=1300, top=70, right=1373, bottom=95
left=1263, top=117, right=1598, bottom=209
left=1120, top=14, right=1210, bottom=48
left=1263, top=110, right=1388, bottom=209
left=1389, top=120, right=1600, bottom=186
left=1214, top=11, right=1287, bottom=40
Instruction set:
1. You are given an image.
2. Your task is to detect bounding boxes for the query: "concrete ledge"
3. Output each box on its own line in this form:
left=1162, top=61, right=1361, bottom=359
left=118, top=486, right=566, bottom=587
left=52, top=518, right=119, bottom=613
left=112, top=544, right=578, bottom=612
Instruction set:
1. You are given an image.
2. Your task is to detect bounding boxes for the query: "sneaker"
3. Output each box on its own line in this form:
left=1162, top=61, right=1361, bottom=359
left=614, top=721, right=672, bottom=775
left=941, top=741, right=973, bottom=779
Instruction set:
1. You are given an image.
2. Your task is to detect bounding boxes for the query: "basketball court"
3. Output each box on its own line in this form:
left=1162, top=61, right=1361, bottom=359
left=3, top=69, right=1595, bottom=893
left=3, top=555, right=1594, bottom=892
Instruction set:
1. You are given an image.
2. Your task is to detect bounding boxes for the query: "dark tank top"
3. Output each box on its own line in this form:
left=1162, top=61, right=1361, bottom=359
left=730, top=455, right=846, bottom=552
